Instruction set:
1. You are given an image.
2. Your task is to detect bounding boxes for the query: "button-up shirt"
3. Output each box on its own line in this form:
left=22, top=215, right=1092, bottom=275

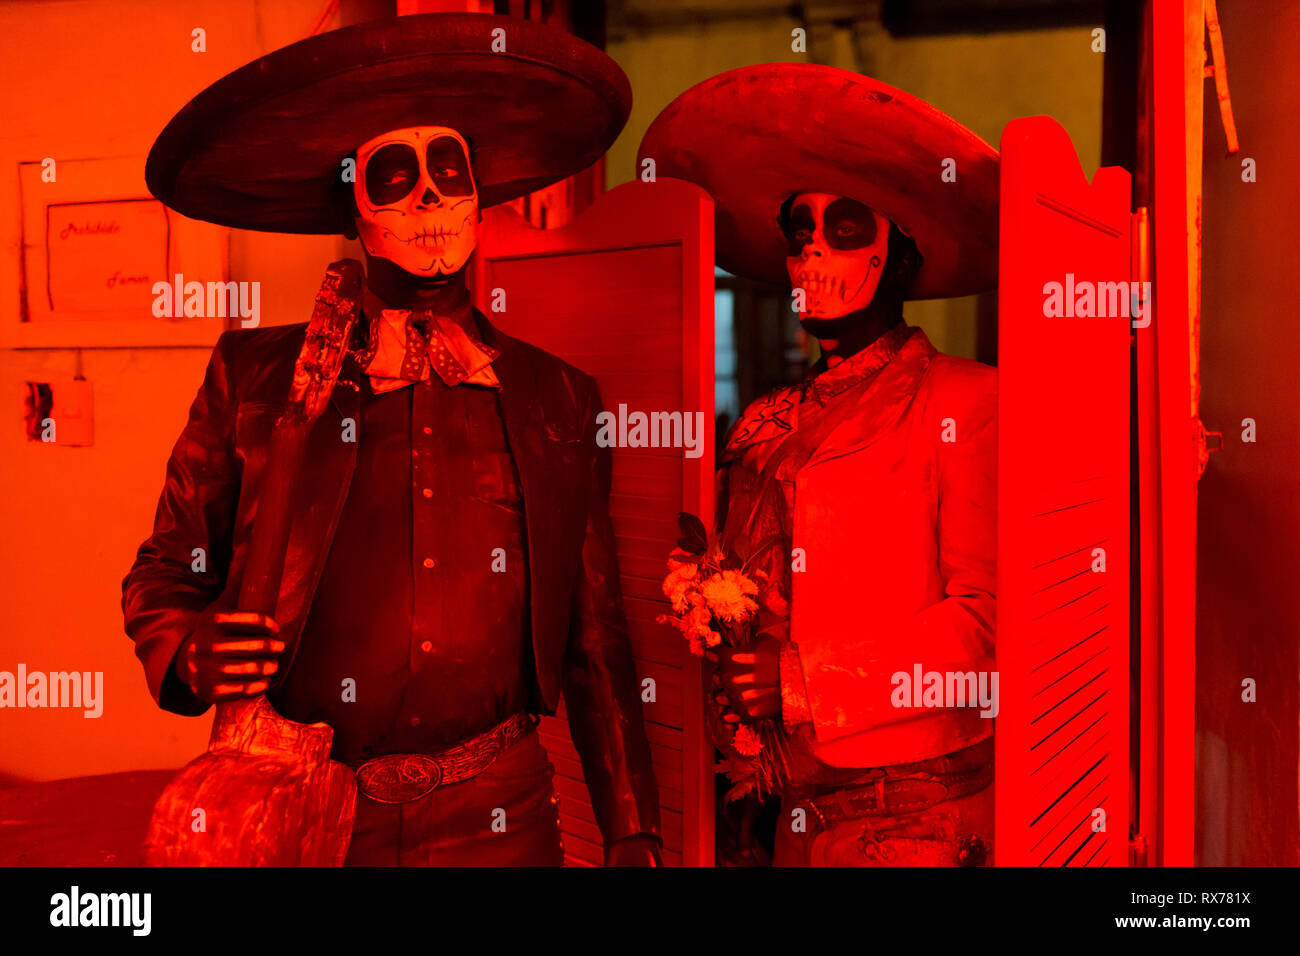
left=271, top=308, right=530, bottom=764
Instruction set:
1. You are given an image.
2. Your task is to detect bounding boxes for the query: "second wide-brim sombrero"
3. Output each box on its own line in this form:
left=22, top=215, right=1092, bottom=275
left=638, top=64, right=999, bottom=299
left=146, top=13, right=632, bottom=233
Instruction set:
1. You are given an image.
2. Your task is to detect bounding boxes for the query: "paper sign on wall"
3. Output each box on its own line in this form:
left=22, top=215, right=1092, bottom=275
left=45, top=199, right=169, bottom=314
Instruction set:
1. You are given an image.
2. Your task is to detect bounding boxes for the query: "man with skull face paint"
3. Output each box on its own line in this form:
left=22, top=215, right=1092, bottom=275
left=642, top=65, right=999, bottom=866
left=124, top=15, right=661, bottom=866
left=352, top=127, right=481, bottom=280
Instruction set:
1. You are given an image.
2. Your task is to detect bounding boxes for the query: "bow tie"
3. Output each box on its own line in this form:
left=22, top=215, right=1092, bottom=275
left=361, top=308, right=501, bottom=394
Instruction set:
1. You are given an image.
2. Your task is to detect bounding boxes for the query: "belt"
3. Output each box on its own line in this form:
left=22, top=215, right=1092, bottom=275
left=351, top=712, right=536, bottom=804
left=804, top=738, right=993, bottom=827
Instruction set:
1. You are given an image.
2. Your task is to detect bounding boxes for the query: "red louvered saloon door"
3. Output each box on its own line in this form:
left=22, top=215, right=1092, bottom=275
left=473, top=177, right=715, bottom=866
left=996, top=117, right=1133, bottom=866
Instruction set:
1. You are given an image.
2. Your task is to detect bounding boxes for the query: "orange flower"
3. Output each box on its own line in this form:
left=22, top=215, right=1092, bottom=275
left=699, top=569, right=759, bottom=624
left=660, top=542, right=764, bottom=658
left=662, top=562, right=700, bottom=613
left=732, top=724, right=764, bottom=756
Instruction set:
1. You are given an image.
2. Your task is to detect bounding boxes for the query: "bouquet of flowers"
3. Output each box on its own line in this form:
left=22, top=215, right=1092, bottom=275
left=657, top=513, right=788, bottom=801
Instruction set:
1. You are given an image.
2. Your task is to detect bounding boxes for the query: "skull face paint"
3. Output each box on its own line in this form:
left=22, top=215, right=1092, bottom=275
left=353, top=126, right=479, bottom=278
left=784, top=193, right=891, bottom=320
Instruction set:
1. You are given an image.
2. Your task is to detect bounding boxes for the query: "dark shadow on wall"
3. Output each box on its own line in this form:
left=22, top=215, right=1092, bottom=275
left=1195, top=0, right=1300, bottom=867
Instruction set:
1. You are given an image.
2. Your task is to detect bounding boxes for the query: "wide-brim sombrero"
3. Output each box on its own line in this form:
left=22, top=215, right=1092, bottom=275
left=146, top=13, right=631, bottom=233
left=638, top=64, right=999, bottom=299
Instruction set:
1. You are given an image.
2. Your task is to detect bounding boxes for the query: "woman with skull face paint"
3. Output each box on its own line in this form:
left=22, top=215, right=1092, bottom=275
left=125, top=14, right=662, bottom=866
left=642, top=65, right=1000, bottom=866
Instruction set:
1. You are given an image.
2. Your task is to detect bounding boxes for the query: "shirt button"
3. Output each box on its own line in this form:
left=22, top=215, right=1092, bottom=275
left=409, top=717, right=421, bottom=727
left=423, top=426, right=432, bottom=435
left=422, top=488, right=433, bottom=498
left=422, top=557, right=435, bottom=569
left=420, top=640, right=433, bottom=653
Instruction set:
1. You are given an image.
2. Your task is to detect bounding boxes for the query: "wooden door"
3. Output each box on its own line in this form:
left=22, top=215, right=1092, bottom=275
left=472, top=177, right=715, bottom=866
left=1139, top=0, right=1202, bottom=865
left=996, top=116, right=1133, bottom=866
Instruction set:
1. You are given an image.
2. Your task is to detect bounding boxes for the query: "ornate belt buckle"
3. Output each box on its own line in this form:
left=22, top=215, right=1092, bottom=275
left=356, top=753, right=444, bottom=804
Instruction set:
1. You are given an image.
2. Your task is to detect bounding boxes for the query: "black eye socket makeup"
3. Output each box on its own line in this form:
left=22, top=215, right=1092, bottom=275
left=362, top=136, right=475, bottom=206
left=425, top=136, right=475, bottom=197
left=822, top=198, right=878, bottom=250
left=782, top=197, right=880, bottom=255
left=783, top=202, right=817, bottom=255
left=363, top=143, right=420, bottom=205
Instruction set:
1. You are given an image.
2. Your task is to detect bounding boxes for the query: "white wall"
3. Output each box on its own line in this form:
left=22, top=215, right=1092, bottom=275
left=0, top=0, right=369, bottom=781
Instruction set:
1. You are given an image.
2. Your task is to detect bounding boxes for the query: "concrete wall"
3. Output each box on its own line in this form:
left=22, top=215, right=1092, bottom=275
left=0, top=0, right=372, bottom=782
left=1195, top=0, right=1300, bottom=866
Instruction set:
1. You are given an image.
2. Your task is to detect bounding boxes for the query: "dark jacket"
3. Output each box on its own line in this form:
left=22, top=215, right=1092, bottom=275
left=122, top=311, right=660, bottom=847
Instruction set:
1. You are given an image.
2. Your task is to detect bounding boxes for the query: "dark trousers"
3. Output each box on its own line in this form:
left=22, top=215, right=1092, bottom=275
left=344, top=727, right=564, bottom=866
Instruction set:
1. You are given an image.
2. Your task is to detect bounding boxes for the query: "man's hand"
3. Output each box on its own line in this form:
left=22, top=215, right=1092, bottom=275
left=706, top=634, right=782, bottom=723
left=174, top=606, right=285, bottom=704
left=605, top=833, right=663, bottom=866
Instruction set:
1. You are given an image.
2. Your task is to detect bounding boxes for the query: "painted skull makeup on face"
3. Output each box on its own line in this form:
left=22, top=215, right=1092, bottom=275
left=784, top=193, right=891, bottom=320
left=353, top=126, right=479, bottom=278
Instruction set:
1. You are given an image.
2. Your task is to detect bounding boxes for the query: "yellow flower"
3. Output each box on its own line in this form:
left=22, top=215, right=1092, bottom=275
left=732, top=724, right=764, bottom=756
left=699, top=570, right=760, bottom=624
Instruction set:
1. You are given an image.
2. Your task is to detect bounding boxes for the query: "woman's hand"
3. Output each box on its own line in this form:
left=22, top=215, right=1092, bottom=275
left=707, top=634, right=783, bottom=722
